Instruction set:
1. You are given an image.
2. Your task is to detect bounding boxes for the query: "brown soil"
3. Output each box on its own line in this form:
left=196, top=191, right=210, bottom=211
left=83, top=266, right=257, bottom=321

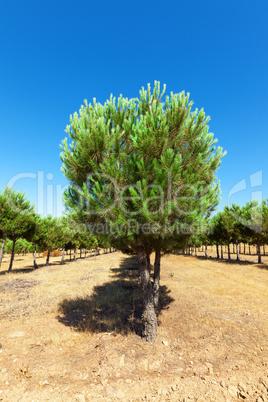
left=0, top=249, right=267, bottom=401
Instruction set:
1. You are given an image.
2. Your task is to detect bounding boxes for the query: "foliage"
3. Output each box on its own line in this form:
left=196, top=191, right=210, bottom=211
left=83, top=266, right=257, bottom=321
left=0, top=187, right=36, bottom=270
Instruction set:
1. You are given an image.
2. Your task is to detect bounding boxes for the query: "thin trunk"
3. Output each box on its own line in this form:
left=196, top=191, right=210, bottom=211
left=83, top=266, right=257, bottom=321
left=244, top=243, right=246, bottom=255
left=227, top=241, right=231, bottom=260
left=153, top=248, right=161, bottom=308
left=263, top=245, right=266, bottom=256
left=221, top=244, right=223, bottom=259
left=0, top=233, right=6, bottom=267
left=236, top=239, right=240, bottom=261
left=46, top=250, right=50, bottom=266
left=33, top=242, right=38, bottom=268
left=205, top=243, right=208, bottom=258
left=233, top=243, right=235, bottom=254
left=257, top=240, right=261, bottom=264
left=249, top=244, right=251, bottom=255
left=80, top=249, right=82, bottom=259
left=61, top=247, right=65, bottom=264
left=8, top=239, right=16, bottom=271
left=85, top=249, right=87, bottom=258
left=138, top=247, right=157, bottom=342
left=216, top=243, right=219, bottom=259
left=74, top=249, right=77, bottom=261
left=69, top=249, right=72, bottom=261
left=146, top=251, right=151, bottom=276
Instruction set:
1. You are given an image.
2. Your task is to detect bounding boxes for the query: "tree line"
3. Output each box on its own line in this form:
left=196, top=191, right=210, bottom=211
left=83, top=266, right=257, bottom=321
left=0, top=187, right=112, bottom=272
left=180, top=200, right=268, bottom=264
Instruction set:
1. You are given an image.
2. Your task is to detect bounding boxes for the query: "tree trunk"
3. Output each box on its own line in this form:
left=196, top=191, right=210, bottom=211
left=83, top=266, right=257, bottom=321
left=85, top=249, right=87, bottom=258
left=227, top=242, right=231, bottom=260
left=0, top=233, right=6, bottom=268
left=216, top=243, right=219, bottom=259
left=138, top=247, right=157, bottom=342
left=244, top=243, right=246, bottom=255
left=80, top=249, right=82, bottom=259
left=46, top=250, right=50, bottom=266
left=74, top=249, right=77, bottom=261
left=236, top=239, right=240, bottom=261
left=204, top=243, right=207, bottom=258
left=153, top=248, right=161, bottom=308
left=146, top=251, right=151, bottom=275
left=257, top=240, right=261, bottom=264
left=249, top=244, right=251, bottom=255
left=69, top=249, right=72, bottom=261
left=263, top=245, right=266, bottom=255
left=33, top=242, right=38, bottom=268
left=8, top=239, right=16, bottom=271
left=61, top=247, right=65, bottom=264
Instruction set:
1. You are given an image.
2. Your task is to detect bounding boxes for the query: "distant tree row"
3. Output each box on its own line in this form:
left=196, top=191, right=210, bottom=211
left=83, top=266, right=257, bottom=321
left=0, top=187, right=110, bottom=271
left=184, top=200, right=268, bottom=264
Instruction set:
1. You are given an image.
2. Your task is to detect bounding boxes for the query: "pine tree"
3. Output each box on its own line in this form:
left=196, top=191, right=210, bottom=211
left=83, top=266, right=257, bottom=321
left=241, top=200, right=268, bottom=264
left=0, top=187, right=36, bottom=271
left=37, top=216, right=62, bottom=265
left=61, top=82, right=225, bottom=341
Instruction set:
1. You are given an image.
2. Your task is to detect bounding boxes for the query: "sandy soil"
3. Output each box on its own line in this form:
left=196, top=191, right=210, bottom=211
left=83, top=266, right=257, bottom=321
left=0, top=248, right=267, bottom=401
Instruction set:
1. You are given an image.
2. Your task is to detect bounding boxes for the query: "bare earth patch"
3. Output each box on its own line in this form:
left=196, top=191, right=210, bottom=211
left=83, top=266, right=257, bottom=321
left=0, top=250, right=267, bottom=401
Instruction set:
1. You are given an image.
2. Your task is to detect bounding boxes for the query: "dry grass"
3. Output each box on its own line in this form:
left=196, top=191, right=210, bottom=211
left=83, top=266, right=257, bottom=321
left=0, top=248, right=268, bottom=400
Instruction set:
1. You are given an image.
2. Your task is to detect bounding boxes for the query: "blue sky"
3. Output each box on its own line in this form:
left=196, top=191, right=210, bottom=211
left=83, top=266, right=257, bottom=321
left=0, top=0, right=267, bottom=216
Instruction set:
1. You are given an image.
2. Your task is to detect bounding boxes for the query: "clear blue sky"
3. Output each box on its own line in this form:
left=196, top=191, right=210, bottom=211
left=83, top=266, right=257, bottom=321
left=1, top=0, right=267, bottom=216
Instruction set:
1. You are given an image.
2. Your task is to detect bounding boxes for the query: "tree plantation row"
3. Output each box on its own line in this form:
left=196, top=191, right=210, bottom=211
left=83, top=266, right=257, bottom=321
left=1, top=186, right=268, bottom=270
left=183, top=199, right=268, bottom=264
left=0, top=187, right=112, bottom=272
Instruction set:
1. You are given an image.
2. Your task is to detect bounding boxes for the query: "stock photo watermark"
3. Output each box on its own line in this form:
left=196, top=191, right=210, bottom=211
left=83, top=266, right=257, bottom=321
left=4, top=169, right=265, bottom=234
left=7, top=170, right=68, bottom=216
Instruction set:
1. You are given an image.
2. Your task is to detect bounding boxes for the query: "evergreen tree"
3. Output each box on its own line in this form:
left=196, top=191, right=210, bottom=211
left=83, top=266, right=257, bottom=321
left=37, top=215, right=62, bottom=265
left=61, top=82, right=225, bottom=341
left=0, top=187, right=36, bottom=271
left=25, top=214, right=44, bottom=268
left=221, top=205, right=244, bottom=261
left=241, top=200, right=268, bottom=264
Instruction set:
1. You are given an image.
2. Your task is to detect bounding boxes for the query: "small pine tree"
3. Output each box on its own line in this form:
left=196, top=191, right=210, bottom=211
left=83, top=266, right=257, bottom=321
left=0, top=187, right=36, bottom=271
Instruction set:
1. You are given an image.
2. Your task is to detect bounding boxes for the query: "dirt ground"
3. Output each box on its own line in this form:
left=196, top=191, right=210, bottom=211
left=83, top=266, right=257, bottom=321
left=0, top=248, right=267, bottom=401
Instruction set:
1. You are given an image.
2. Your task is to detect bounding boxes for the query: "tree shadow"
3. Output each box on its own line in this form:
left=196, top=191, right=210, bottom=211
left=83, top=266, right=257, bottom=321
left=0, top=261, right=65, bottom=275
left=256, top=264, right=268, bottom=270
left=0, top=268, right=35, bottom=275
left=57, top=255, right=174, bottom=337
left=192, top=254, right=257, bottom=266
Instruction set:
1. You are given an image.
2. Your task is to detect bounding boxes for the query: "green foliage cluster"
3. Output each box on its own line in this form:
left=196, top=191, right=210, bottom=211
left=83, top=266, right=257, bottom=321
left=188, top=200, right=268, bottom=263
left=0, top=188, right=101, bottom=271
